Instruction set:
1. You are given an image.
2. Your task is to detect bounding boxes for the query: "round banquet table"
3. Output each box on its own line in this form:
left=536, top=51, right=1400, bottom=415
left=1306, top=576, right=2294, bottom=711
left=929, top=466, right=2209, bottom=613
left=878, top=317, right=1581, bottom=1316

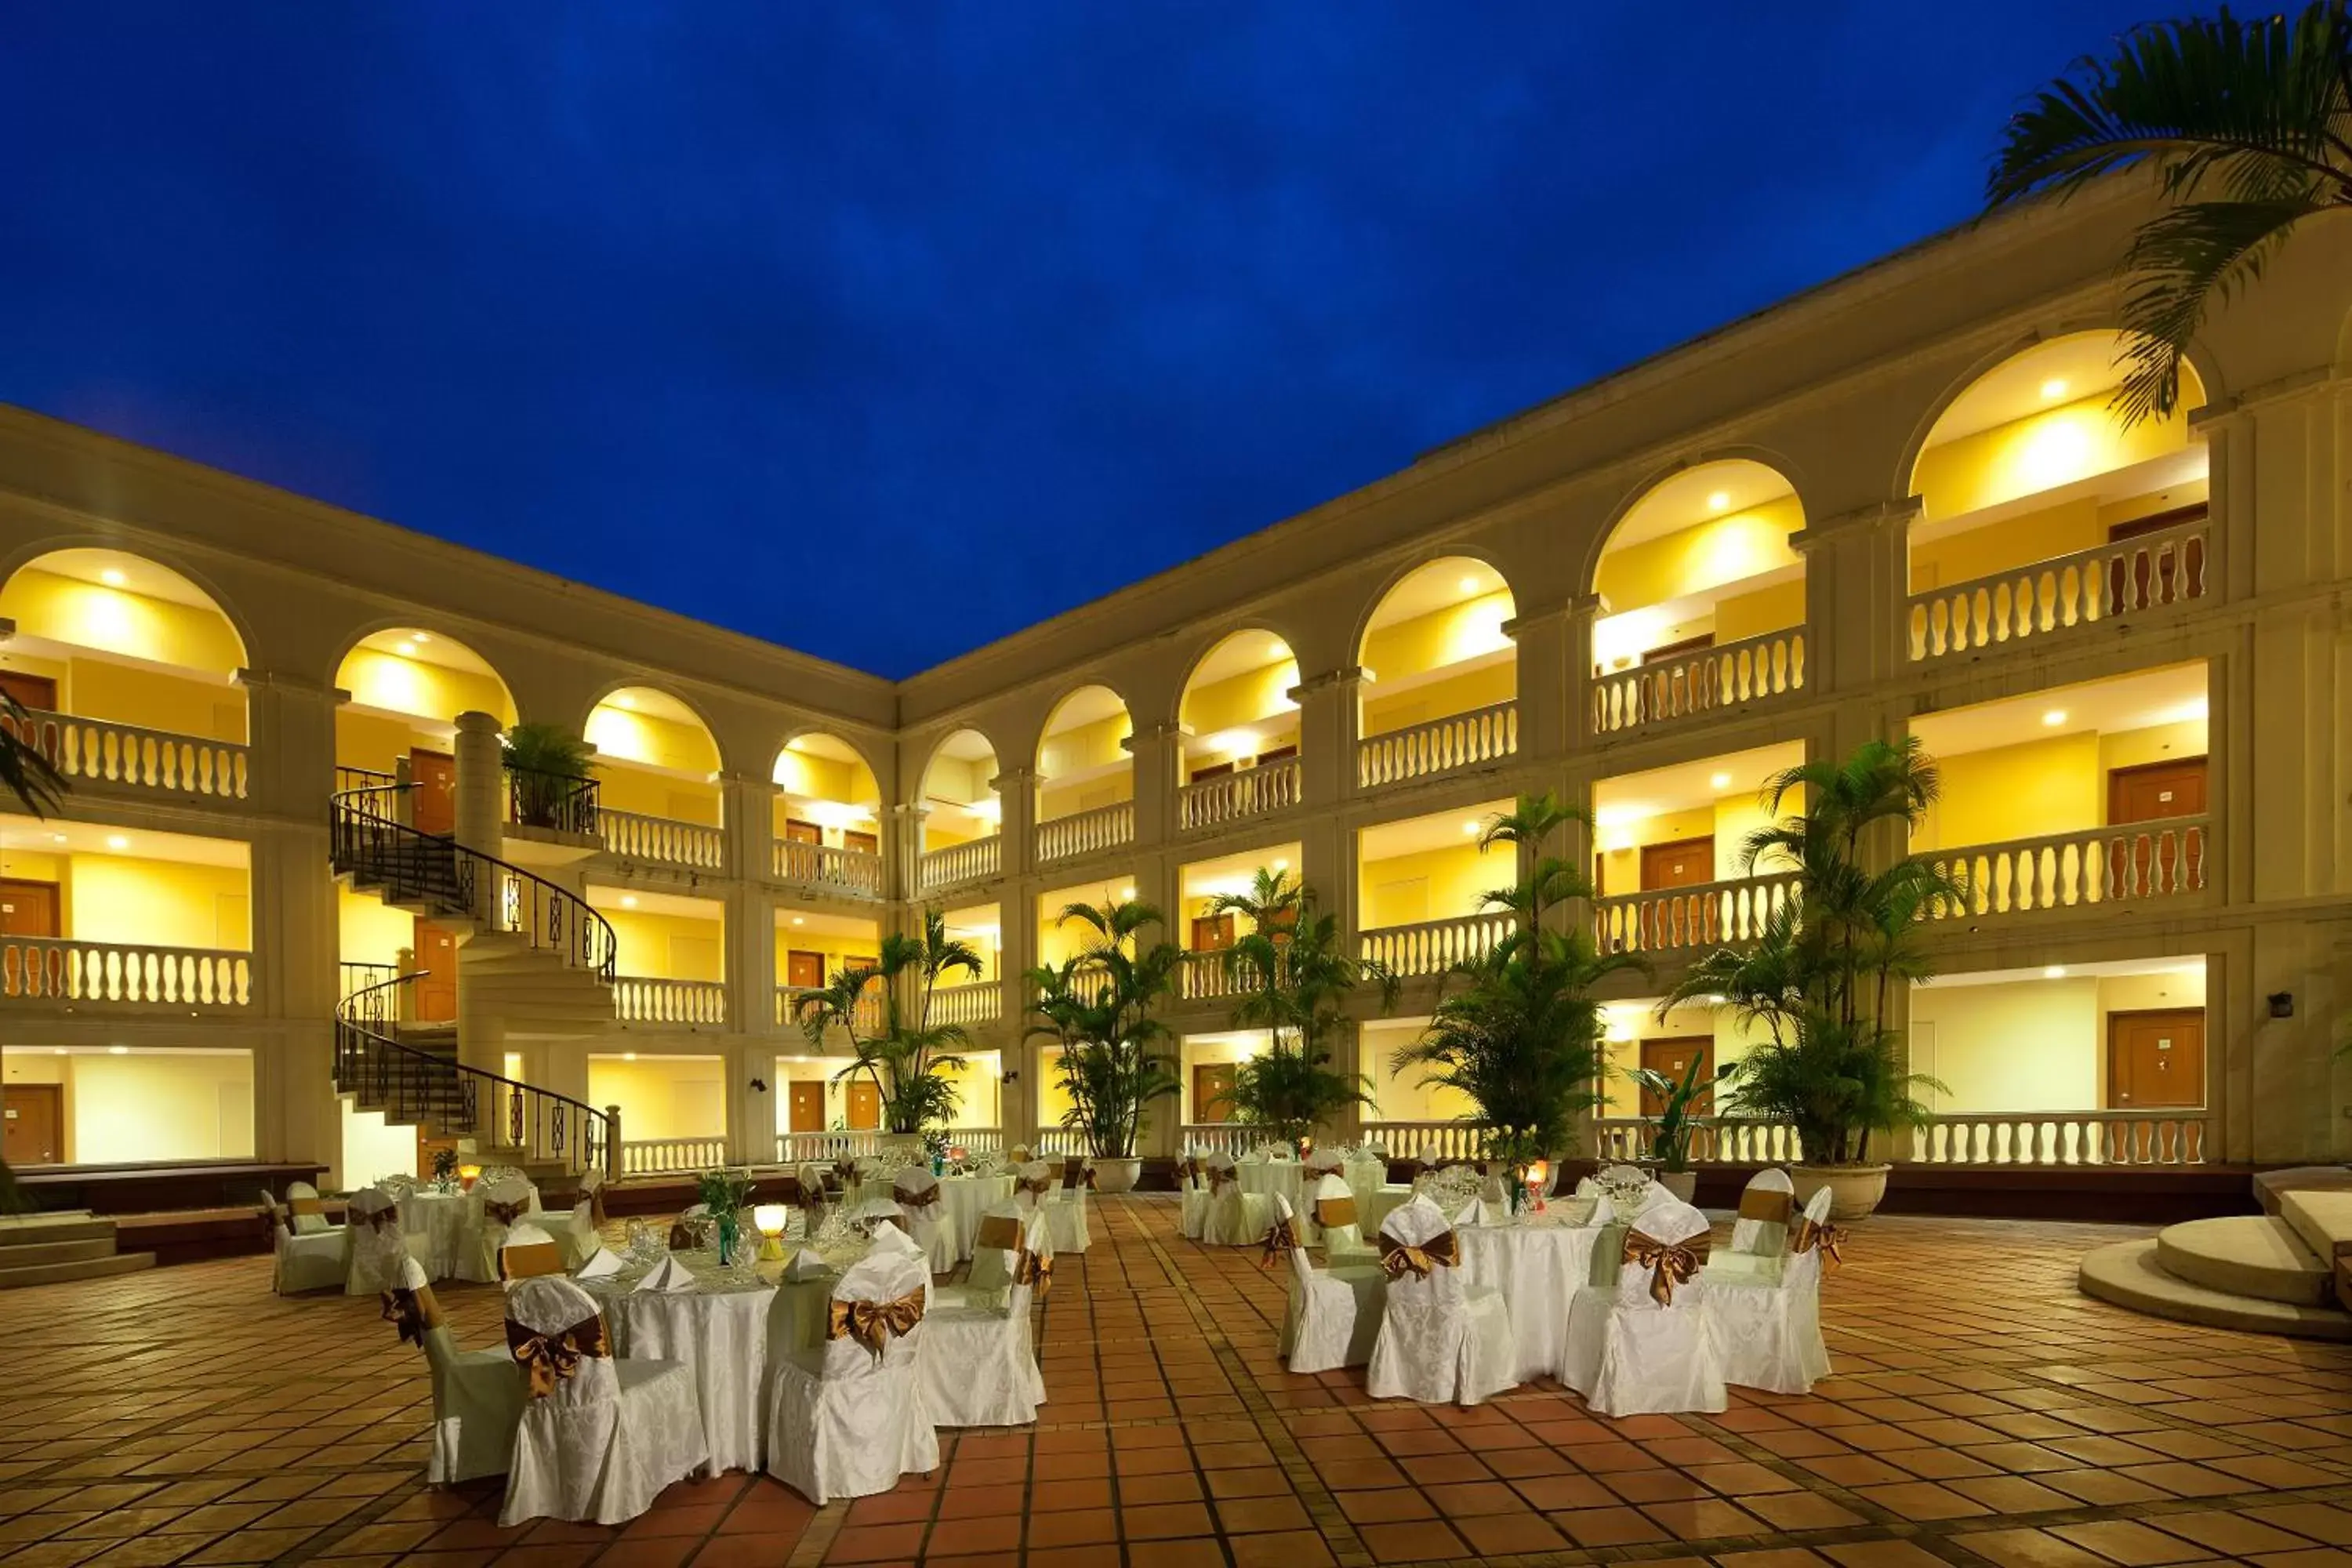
left=396, top=1190, right=470, bottom=1281
left=1235, top=1158, right=1308, bottom=1213
left=1362, top=1183, right=1416, bottom=1239
left=579, top=1250, right=780, bottom=1476
left=938, top=1174, right=1016, bottom=1261
left=1454, top=1217, right=1607, bottom=1385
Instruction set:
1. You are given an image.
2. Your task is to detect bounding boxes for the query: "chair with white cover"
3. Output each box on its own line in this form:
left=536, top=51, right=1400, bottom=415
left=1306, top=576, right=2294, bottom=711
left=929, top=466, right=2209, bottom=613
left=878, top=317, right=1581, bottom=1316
left=1364, top=1194, right=1517, bottom=1406
left=265, top=1190, right=349, bottom=1295
left=796, top=1163, right=832, bottom=1230
left=543, top=1195, right=601, bottom=1271
left=345, top=1187, right=412, bottom=1297
left=1010, top=1161, right=1054, bottom=1217
left=461, top=1178, right=537, bottom=1283
left=1044, top=1159, right=1092, bottom=1254
left=1176, top=1155, right=1210, bottom=1241
left=917, top=1209, right=1048, bottom=1427
left=1199, top=1154, right=1272, bottom=1247
left=499, top=1223, right=568, bottom=1283
left=1709, top=1185, right=1838, bottom=1394
left=1272, top=1195, right=1385, bottom=1374
left=498, top=1275, right=708, bottom=1526
left=1559, top=1196, right=1726, bottom=1416
left=383, top=1256, right=527, bottom=1483
left=1711, top=1168, right=1795, bottom=1285
left=893, top=1167, right=956, bottom=1275
left=765, top=1225, right=939, bottom=1503
left=1311, top=1171, right=1377, bottom=1268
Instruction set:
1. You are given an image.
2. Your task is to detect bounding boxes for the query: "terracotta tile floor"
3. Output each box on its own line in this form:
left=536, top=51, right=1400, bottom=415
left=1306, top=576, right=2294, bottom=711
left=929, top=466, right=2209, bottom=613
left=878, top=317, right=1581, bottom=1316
left=3, top=1200, right=2350, bottom=1568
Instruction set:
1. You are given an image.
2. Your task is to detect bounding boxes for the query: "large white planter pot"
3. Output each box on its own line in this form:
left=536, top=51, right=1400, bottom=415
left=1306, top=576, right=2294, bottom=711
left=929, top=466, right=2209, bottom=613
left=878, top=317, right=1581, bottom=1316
left=1656, top=1169, right=1699, bottom=1205
left=1791, top=1163, right=1891, bottom=1221
left=1092, top=1157, right=1142, bottom=1195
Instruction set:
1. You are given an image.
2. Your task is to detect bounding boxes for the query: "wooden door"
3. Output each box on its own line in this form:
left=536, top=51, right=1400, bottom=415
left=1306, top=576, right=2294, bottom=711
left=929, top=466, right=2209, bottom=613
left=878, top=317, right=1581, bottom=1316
left=843, top=829, right=877, bottom=856
left=2108, top=758, right=2207, bottom=824
left=2108, top=502, right=2206, bottom=543
left=0, top=671, right=58, bottom=713
left=1640, top=837, right=1715, bottom=891
left=784, top=818, right=822, bottom=845
left=412, top=920, right=459, bottom=1022
left=1255, top=744, right=1299, bottom=765
left=845, top=1080, right=880, bottom=1131
left=1188, top=760, right=1235, bottom=783
left=411, top=749, right=458, bottom=836
left=1193, top=1062, right=1236, bottom=1123
left=0, top=878, right=62, bottom=938
left=1639, top=836, right=1716, bottom=948
left=1641, top=632, right=1715, bottom=665
left=788, top=1081, right=826, bottom=1133
left=786, top=949, right=827, bottom=989
left=2108, top=1008, right=2205, bottom=1110
left=3, top=1084, right=62, bottom=1167
left=1191, top=913, right=1236, bottom=952
left=1639, top=1038, right=1715, bottom=1117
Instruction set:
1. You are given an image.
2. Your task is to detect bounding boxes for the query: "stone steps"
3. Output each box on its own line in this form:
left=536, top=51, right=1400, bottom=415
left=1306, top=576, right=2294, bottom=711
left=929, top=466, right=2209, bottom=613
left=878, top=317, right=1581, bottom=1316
left=2082, top=1238, right=2351, bottom=1339
left=2154, top=1214, right=2332, bottom=1305
left=0, top=1210, right=155, bottom=1289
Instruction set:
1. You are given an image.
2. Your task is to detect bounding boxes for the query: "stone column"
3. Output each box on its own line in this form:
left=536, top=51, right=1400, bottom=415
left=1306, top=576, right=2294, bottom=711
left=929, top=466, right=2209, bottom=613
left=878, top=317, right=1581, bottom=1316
left=1125, top=722, right=1181, bottom=848
left=1560, top=595, right=1606, bottom=753
left=717, top=772, right=775, bottom=1039
left=450, top=711, right=508, bottom=1091
left=1792, top=500, right=1912, bottom=696
left=1288, top=666, right=1366, bottom=811
left=891, top=803, right=927, bottom=904
left=991, top=765, right=1039, bottom=887
left=1502, top=601, right=1578, bottom=764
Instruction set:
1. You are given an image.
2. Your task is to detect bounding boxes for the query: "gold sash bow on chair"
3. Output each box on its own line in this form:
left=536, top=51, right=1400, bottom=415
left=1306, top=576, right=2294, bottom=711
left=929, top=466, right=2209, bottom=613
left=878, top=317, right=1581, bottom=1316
left=1790, top=1217, right=1846, bottom=1270
left=1737, top=1188, right=1795, bottom=1225
left=289, top=1196, right=327, bottom=1219
left=360, top=1207, right=400, bottom=1235
left=381, top=1285, right=444, bottom=1348
left=1259, top=1217, right=1298, bottom=1269
left=1064, top=1163, right=1094, bottom=1190
left=975, top=1213, right=1023, bottom=1251
left=505, top=1312, right=611, bottom=1397
left=898, top=1185, right=941, bottom=1210
left=830, top=1160, right=858, bottom=1186
left=1623, top=1228, right=1711, bottom=1305
left=1377, top=1228, right=1461, bottom=1281
left=1207, top=1167, right=1236, bottom=1195
left=1173, top=1158, right=1198, bottom=1185
left=1314, top=1195, right=1358, bottom=1230
left=500, top=1241, right=565, bottom=1281
left=484, top=1197, right=529, bottom=1228
left=1013, top=1243, right=1053, bottom=1295
left=826, top=1287, right=926, bottom=1362
left=1018, top=1175, right=1052, bottom=1199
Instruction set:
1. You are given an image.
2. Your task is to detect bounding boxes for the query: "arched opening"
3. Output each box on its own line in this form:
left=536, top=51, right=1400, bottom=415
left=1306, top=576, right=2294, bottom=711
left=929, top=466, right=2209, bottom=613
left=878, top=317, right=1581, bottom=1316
left=918, top=728, right=1000, bottom=881
left=0, top=548, right=249, bottom=745
left=586, top=687, right=724, bottom=832
left=1035, top=685, right=1133, bottom=861
left=1176, top=631, right=1299, bottom=827
left=335, top=628, right=517, bottom=774
left=1592, top=460, right=1806, bottom=674
left=773, top=732, right=884, bottom=893
left=1908, top=332, right=2209, bottom=659
left=1356, top=557, right=1517, bottom=785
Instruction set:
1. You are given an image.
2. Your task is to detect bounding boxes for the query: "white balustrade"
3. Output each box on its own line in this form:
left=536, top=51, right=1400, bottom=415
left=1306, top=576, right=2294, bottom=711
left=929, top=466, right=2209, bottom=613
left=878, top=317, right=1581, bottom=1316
left=1036, top=800, right=1134, bottom=863
left=776, top=985, right=887, bottom=1036
left=1909, top=516, right=2210, bottom=662
left=1590, top=628, right=1805, bottom=735
left=1174, top=1123, right=1277, bottom=1157
left=1359, top=1121, right=1484, bottom=1163
left=1592, top=1118, right=1802, bottom=1166
left=1907, top=1111, right=2206, bottom=1167
left=1029, top=1128, right=1089, bottom=1157
left=1592, top=873, right=1798, bottom=955
left=918, top=834, right=1000, bottom=893
left=1178, top=757, right=1302, bottom=832
left=1178, top=948, right=1251, bottom=1002
left=622, top=1137, right=730, bottom=1175
left=1358, top=701, right=1518, bottom=789
left=602, top=809, right=725, bottom=870
left=3, top=709, right=248, bottom=800
left=1359, top=913, right=1512, bottom=978
left=0, top=937, right=251, bottom=1009
left=1918, top=818, right=2208, bottom=921
left=776, top=1130, right=884, bottom=1165
left=613, top=976, right=727, bottom=1026
left=929, top=979, right=1001, bottom=1026
left=773, top=838, right=885, bottom=898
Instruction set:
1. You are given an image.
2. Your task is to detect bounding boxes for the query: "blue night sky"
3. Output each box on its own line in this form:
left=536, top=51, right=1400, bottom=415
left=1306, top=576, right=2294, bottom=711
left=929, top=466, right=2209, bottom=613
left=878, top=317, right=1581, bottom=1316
left=1, top=4, right=2158, bottom=678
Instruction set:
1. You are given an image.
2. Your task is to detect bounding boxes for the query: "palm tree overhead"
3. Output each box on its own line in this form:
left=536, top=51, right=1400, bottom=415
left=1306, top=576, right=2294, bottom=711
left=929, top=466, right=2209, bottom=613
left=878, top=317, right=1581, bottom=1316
left=0, top=693, right=66, bottom=816
left=1985, top=2, right=2352, bottom=427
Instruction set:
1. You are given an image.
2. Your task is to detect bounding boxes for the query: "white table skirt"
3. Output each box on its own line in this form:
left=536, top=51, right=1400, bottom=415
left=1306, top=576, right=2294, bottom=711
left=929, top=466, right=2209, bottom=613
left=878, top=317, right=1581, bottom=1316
left=397, top=1192, right=470, bottom=1281
left=938, top=1175, right=1015, bottom=1261
left=1363, top=1185, right=1416, bottom=1238
left=585, top=1255, right=775, bottom=1476
left=1456, top=1220, right=1606, bottom=1384
left=1236, top=1160, right=1307, bottom=1212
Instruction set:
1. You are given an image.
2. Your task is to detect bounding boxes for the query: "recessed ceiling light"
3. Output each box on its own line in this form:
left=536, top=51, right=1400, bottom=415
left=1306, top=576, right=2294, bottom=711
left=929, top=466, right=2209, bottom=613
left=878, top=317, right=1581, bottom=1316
left=99, top=568, right=126, bottom=586
left=52, top=1047, right=67, bottom=1056
left=394, top=641, right=418, bottom=658
left=1462, top=820, right=1481, bottom=835
left=2043, top=965, right=2068, bottom=979
left=1120, top=886, right=1136, bottom=900
left=2042, top=710, right=2067, bottom=727
left=411, top=631, right=430, bottom=643
left=619, top=895, right=638, bottom=909
left=107, top=1045, right=128, bottom=1055
left=622, top=1051, right=638, bottom=1062
left=1706, top=491, right=1731, bottom=513
left=614, top=694, right=635, bottom=710
left=1272, top=858, right=1288, bottom=871
left=1457, top=575, right=1479, bottom=595
left=2040, top=377, right=2069, bottom=401
left=105, top=834, right=129, bottom=850
left=48, top=832, right=66, bottom=844
left=1708, top=772, right=1732, bottom=789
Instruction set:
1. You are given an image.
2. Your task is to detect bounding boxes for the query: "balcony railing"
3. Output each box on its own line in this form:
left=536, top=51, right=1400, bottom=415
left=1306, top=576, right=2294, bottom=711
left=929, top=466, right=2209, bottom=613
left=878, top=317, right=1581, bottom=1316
left=773, top=839, right=884, bottom=898
left=775, top=1128, right=1007, bottom=1166
left=1593, top=873, right=1799, bottom=955
left=1, top=937, right=251, bottom=1010
left=1591, top=628, right=1805, bottom=737
left=930, top=979, right=1000, bottom=1027
left=777, top=985, right=886, bottom=1036
left=1358, top=701, right=1519, bottom=789
left=506, top=766, right=600, bottom=837
left=1916, top=816, right=2208, bottom=922
left=1594, top=1119, right=1801, bottom=1167
left=1178, top=948, right=1258, bottom=1003
left=3, top=709, right=248, bottom=801
left=1359, top=1121, right=1486, bottom=1163
left=621, top=1137, right=729, bottom=1176
left=1175, top=1123, right=1279, bottom=1157
left=613, top=976, right=727, bottom=1027
left=918, top=834, right=1000, bottom=894
left=1595, top=1111, right=2206, bottom=1169
left=1909, top=515, right=2209, bottom=664
left=1179, top=756, right=1302, bottom=832
left=1036, top=800, right=1133, bottom=865
left=1359, top=912, right=1513, bottom=978
left=602, top=809, right=725, bottom=871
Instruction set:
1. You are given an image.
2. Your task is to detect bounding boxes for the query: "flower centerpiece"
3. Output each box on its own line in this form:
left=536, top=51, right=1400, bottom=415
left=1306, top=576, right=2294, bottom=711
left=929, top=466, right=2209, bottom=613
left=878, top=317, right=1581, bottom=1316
left=430, top=1147, right=459, bottom=1193
left=696, top=1167, right=753, bottom=1266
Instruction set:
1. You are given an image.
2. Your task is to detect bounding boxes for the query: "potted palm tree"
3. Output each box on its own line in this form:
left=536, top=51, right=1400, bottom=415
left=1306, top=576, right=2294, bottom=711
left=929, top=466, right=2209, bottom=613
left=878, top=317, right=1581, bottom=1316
left=793, top=908, right=982, bottom=1149
left=1391, top=792, right=1649, bottom=1192
left=1025, top=896, right=1181, bottom=1192
left=1206, top=868, right=1397, bottom=1149
left=1666, top=740, right=1955, bottom=1220
left=501, top=721, right=597, bottom=833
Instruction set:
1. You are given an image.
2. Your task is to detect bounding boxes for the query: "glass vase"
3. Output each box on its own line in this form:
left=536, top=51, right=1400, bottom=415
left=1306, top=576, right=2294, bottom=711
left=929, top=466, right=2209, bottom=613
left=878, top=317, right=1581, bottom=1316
left=716, top=1212, right=739, bottom=1268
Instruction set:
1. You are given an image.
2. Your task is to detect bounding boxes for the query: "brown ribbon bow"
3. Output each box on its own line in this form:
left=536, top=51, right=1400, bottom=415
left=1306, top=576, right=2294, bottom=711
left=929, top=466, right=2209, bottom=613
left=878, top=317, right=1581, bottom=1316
left=1737, top=1187, right=1795, bottom=1225
left=1064, top=1164, right=1094, bottom=1190
left=1207, top=1167, right=1236, bottom=1195
left=361, top=1207, right=399, bottom=1234
left=1314, top=1195, right=1359, bottom=1230
left=826, top=1287, right=927, bottom=1362
left=1018, top=1175, right=1052, bottom=1198
left=1173, top=1158, right=1199, bottom=1184
left=831, top=1160, right=858, bottom=1185
left=505, top=1312, right=611, bottom=1398
left=1013, top=1243, right=1053, bottom=1296
left=898, top=1185, right=941, bottom=1210
left=485, top=1198, right=529, bottom=1228
left=1624, top=1228, right=1711, bottom=1306
left=1377, top=1228, right=1461, bottom=1281
left=1791, top=1216, right=1846, bottom=1270
left=1260, top=1217, right=1298, bottom=1269
left=381, top=1285, right=441, bottom=1348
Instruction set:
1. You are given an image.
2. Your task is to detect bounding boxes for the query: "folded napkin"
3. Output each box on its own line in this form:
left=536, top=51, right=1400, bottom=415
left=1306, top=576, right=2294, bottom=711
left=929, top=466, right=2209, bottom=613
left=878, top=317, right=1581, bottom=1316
left=782, top=1248, right=832, bottom=1282
left=574, top=1247, right=626, bottom=1280
left=635, top=1255, right=696, bottom=1293
left=1455, top=1196, right=1507, bottom=1227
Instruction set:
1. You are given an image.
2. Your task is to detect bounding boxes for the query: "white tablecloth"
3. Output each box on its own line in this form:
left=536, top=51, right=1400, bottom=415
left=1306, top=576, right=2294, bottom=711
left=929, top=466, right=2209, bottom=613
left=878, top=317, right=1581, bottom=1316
left=938, top=1174, right=1015, bottom=1261
left=397, top=1191, right=470, bottom=1281
left=1235, top=1160, right=1308, bottom=1213
left=1363, top=1184, right=1416, bottom=1237
left=1456, top=1218, right=1606, bottom=1384
left=582, top=1250, right=777, bottom=1476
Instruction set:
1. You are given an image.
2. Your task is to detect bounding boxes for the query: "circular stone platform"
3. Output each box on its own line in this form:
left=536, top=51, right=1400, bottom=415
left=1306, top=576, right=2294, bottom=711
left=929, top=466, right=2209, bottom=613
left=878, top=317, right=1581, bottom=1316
left=2079, top=1238, right=2352, bottom=1340
left=2155, top=1214, right=2333, bottom=1305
